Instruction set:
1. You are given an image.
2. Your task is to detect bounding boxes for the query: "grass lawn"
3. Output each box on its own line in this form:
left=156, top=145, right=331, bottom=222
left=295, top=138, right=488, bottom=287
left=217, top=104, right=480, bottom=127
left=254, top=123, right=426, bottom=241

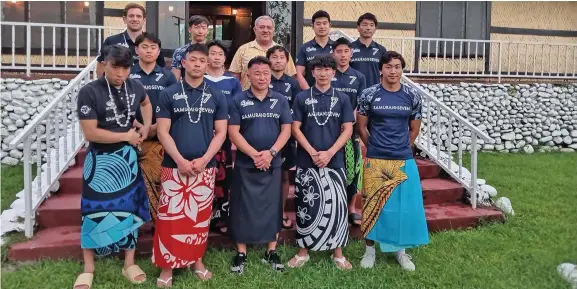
left=1, top=153, right=576, bottom=289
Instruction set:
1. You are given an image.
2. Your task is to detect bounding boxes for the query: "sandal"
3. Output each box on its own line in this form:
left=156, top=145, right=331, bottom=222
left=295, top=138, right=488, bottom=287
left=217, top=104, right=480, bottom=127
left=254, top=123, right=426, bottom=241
left=194, top=269, right=213, bottom=281
left=282, top=216, right=293, bottom=229
left=73, top=272, right=93, bottom=289
left=348, top=213, right=362, bottom=226
left=122, top=264, right=146, bottom=284
left=287, top=254, right=310, bottom=268
left=331, top=255, right=353, bottom=271
left=156, top=277, right=172, bottom=288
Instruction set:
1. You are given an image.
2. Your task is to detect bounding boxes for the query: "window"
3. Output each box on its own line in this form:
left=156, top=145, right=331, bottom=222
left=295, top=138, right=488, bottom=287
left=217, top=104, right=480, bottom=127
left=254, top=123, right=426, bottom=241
left=158, top=1, right=186, bottom=50
left=417, top=1, right=489, bottom=57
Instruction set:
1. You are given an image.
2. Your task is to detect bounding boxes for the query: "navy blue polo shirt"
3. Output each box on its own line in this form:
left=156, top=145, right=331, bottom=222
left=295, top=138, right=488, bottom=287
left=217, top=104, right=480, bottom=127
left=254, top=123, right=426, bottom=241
left=77, top=77, right=147, bottom=152
left=357, top=84, right=422, bottom=160
left=270, top=73, right=301, bottom=106
left=229, top=89, right=292, bottom=168
left=97, top=30, right=166, bottom=67
left=204, top=72, right=242, bottom=100
left=156, top=80, right=228, bottom=168
left=130, top=63, right=177, bottom=125
left=292, top=86, right=355, bottom=168
left=332, top=66, right=366, bottom=137
left=296, top=39, right=335, bottom=87
left=350, top=39, right=387, bottom=86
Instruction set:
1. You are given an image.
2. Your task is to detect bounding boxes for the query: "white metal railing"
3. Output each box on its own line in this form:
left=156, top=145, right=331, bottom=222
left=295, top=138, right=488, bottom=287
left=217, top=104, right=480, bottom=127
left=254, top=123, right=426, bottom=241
left=8, top=59, right=97, bottom=238
left=1, top=21, right=124, bottom=76
left=372, top=36, right=577, bottom=82
left=331, top=30, right=494, bottom=209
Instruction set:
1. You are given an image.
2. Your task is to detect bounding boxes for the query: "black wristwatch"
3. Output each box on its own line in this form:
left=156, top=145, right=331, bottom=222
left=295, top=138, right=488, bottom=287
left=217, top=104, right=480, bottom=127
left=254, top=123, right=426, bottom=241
left=270, top=149, right=278, bottom=157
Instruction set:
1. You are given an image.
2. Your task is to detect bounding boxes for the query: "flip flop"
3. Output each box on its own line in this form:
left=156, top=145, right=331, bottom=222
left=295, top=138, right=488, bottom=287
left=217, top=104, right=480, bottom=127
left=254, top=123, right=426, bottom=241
left=156, top=277, right=172, bottom=288
left=287, top=254, right=310, bottom=268
left=331, top=255, right=353, bottom=271
left=348, top=213, right=362, bottom=226
left=282, top=216, right=293, bottom=229
left=73, top=272, right=93, bottom=289
left=122, top=264, right=146, bottom=284
left=194, top=269, right=212, bottom=281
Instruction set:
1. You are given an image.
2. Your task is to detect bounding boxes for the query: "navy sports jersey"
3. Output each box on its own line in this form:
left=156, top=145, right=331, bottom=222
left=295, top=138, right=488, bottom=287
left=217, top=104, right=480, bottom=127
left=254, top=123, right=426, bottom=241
left=228, top=89, right=292, bottom=168
left=156, top=80, right=228, bottom=168
left=130, top=63, right=177, bottom=125
left=77, top=77, right=147, bottom=152
left=292, top=86, right=355, bottom=168
left=350, top=39, right=387, bottom=86
left=97, top=30, right=166, bottom=67
left=357, top=83, right=422, bottom=160
left=270, top=73, right=301, bottom=106
left=204, top=71, right=242, bottom=100
left=332, top=66, right=366, bottom=137
left=296, top=39, right=335, bottom=87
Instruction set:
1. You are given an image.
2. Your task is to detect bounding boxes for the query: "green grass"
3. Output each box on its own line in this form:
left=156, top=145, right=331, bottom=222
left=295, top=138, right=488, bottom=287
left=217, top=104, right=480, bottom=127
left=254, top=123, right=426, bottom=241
left=1, top=153, right=576, bottom=289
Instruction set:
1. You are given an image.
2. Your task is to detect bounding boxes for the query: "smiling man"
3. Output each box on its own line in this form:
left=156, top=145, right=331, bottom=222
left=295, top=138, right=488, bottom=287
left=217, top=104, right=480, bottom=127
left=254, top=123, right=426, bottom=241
left=351, top=13, right=388, bottom=86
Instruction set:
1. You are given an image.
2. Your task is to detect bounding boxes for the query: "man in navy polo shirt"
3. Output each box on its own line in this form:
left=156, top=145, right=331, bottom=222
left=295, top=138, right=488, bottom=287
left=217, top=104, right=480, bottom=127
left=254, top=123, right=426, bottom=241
left=228, top=56, right=292, bottom=274
left=288, top=55, right=355, bottom=271
left=153, top=44, right=228, bottom=285
left=96, top=3, right=166, bottom=76
left=171, top=15, right=210, bottom=81
left=350, top=13, right=387, bottom=86
left=331, top=37, right=366, bottom=227
left=266, top=45, right=301, bottom=230
left=129, top=32, right=177, bottom=220
left=295, top=10, right=334, bottom=90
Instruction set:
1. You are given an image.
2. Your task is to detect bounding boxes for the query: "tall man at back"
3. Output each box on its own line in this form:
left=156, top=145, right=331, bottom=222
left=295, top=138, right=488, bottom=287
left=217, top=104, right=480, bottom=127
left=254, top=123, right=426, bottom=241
left=350, top=13, right=387, bottom=86
left=171, top=15, right=210, bottom=81
left=96, top=3, right=166, bottom=76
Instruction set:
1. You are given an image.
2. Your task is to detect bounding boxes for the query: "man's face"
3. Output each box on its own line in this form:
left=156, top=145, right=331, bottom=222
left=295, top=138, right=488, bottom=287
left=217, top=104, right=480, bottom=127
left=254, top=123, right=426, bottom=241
left=104, top=62, right=130, bottom=86
left=189, top=22, right=208, bottom=43
left=123, top=8, right=145, bottom=32
left=208, top=45, right=225, bottom=69
left=248, top=63, right=272, bottom=91
left=357, top=19, right=376, bottom=38
left=182, top=51, right=208, bottom=79
left=313, top=17, right=330, bottom=37
left=268, top=50, right=287, bottom=72
left=312, top=66, right=335, bottom=86
left=381, top=58, right=403, bottom=85
left=332, top=44, right=351, bottom=67
left=254, top=19, right=274, bottom=43
left=135, top=39, right=160, bottom=64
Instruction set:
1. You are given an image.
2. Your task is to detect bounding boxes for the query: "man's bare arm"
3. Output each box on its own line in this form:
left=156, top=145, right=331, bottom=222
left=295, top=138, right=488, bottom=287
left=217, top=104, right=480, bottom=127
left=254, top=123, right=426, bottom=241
left=202, top=119, right=228, bottom=162
left=295, top=66, right=310, bottom=90
left=156, top=118, right=187, bottom=164
left=80, top=119, right=130, bottom=143
left=357, top=114, right=370, bottom=147
left=228, top=125, right=259, bottom=157
left=409, top=120, right=421, bottom=147
left=328, top=122, right=353, bottom=154
left=292, top=121, right=316, bottom=155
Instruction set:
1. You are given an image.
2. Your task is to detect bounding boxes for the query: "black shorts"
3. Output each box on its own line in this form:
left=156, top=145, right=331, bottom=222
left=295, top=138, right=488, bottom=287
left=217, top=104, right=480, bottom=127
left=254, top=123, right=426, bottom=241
left=281, top=140, right=297, bottom=170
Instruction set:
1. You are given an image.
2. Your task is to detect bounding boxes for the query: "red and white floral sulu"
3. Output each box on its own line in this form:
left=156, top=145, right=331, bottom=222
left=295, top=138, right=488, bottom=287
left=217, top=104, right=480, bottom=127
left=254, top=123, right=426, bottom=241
left=152, top=167, right=216, bottom=268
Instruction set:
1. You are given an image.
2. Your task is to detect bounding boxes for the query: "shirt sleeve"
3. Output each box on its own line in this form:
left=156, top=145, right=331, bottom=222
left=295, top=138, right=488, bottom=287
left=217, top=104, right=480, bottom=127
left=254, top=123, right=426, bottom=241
left=291, top=78, right=302, bottom=99
left=96, top=37, right=110, bottom=62
left=340, top=93, right=355, bottom=124
left=228, top=97, right=241, bottom=126
left=170, top=48, right=182, bottom=69
left=232, top=78, right=242, bottom=96
left=355, top=73, right=367, bottom=110
left=279, top=97, right=293, bottom=125
left=295, top=46, right=307, bottom=67
left=77, top=87, right=98, bottom=120
left=214, top=91, right=229, bottom=121
left=357, top=86, right=375, bottom=116
left=292, top=92, right=305, bottom=122
left=409, top=88, right=422, bottom=120
left=286, top=54, right=297, bottom=76
left=156, top=90, right=172, bottom=119
left=166, top=72, right=178, bottom=86
left=228, top=45, right=245, bottom=74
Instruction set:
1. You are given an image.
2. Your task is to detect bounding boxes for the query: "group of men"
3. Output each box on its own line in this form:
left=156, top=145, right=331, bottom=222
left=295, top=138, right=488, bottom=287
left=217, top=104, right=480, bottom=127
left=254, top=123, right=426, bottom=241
left=73, top=4, right=429, bottom=289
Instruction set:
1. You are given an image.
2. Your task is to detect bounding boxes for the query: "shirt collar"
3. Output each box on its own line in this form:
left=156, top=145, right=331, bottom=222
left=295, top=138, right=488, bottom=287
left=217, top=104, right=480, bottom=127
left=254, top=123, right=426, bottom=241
left=312, top=86, right=333, bottom=96
left=248, top=40, right=277, bottom=51
left=354, top=39, right=377, bottom=49
left=246, top=88, right=272, bottom=100
left=122, top=30, right=135, bottom=46
left=132, top=63, right=162, bottom=75
left=271, top=73, right=288, bottom=82
left=182, top=79, right=207, bottom=92
left=336, top=66, right=351, bottom=75
left=311, top=38, right=334, bottom=48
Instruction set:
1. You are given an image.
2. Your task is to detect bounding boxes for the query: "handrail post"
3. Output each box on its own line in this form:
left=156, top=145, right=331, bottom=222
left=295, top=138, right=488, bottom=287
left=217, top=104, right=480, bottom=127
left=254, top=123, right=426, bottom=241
left=26, top=24, right=31, bottom=77
left=497, top=41, right=503, bottom=83
left=471, top=134, right=478, bottom=209
left=23, top=139, right=33, bottom=238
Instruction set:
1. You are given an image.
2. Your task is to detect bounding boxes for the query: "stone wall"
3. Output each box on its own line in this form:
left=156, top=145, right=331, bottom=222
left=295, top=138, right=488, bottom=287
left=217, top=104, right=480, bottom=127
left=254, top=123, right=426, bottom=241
left=1, top=78, right=71, bottom=165
left=419, top=83, right=577, bottom=153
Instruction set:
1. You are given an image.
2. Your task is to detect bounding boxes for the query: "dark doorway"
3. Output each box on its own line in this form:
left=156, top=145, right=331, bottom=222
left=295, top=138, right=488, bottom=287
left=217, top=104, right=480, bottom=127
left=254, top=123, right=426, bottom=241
left=187, top=1, right=266, bottom=67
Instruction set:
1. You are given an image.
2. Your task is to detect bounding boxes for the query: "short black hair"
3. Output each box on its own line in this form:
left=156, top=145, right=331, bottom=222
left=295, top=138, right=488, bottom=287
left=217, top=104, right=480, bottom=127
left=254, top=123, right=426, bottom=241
left=135, top=32, right=161, bottom=47
left=311, top=10, right=331, bottom=24
left=186, top=43, right=209, bottom=57
left=333, top=37, right=352, bottom=50
left=309, top=55, right=336, bottom=70
left=266, top=45, right=289, bottom=59
left=207, top=40, right=228, bottom=55
left=103, top=44, right=133, bottom=68
left=357, top=13, right=378, bottom=26
left=123, top=3, right=146, bottom=18
left=247, top=56, right=271, bottom=69
left=189, top=15, right=210, bottom=27
left=379, top=51, right=406, bottom=69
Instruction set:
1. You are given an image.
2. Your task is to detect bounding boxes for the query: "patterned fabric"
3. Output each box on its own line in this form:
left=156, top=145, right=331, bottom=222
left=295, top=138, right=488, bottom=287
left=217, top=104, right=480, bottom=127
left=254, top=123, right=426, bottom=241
left=294, top=167, right=349, bottom=251
left=229, top=40, right=297, bottom=90
left=152, top=167, right=216, bottom=269
left=80, top=146, right=151, bottom=256
left=139, top=140, right=164, bottom=219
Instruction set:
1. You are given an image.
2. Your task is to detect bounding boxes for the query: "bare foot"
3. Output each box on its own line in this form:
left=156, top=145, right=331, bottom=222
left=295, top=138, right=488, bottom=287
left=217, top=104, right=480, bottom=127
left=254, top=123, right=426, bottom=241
left=156, top=269, right=173, bottom=288
left=192, top=262, right=212, bottom=280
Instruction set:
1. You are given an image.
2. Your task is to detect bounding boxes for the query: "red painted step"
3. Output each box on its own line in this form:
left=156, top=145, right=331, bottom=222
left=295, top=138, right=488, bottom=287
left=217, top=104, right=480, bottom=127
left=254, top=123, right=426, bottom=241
left=9, top=203, right=504, bottom=261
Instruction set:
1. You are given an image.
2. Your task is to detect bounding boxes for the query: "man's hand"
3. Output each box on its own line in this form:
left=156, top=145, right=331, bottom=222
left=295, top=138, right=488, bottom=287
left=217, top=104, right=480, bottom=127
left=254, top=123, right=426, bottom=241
left=148, top=123, right=158, bottom=138
left=138, top=124, right=150, bottom=142
left=191, top=156, right=209, bottom=174
left=314, top=150, right=335, bottom=168
left=125, top=128, right=142, bottom=147
left=255, top=150, right=273, bottom=170
left=308, top=149, right=320, bottom=165
left=176, top=158, right=194, bottom=176
left=133, top=119, right=143, bottom=129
